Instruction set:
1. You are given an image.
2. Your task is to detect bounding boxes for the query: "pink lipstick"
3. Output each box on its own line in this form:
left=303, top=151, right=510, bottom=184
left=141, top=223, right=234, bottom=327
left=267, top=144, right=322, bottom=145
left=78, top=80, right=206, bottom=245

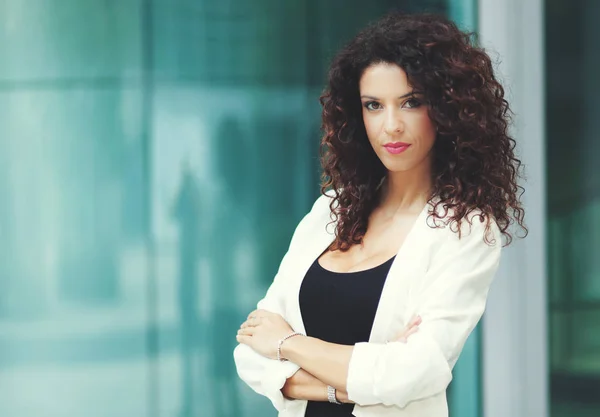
left=384, top=142, right=411, bottom=154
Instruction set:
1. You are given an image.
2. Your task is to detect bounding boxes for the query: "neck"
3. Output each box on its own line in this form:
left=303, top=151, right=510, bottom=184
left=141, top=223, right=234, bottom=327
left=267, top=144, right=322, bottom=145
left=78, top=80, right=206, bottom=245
left=378, top=160, right=432, bottom=216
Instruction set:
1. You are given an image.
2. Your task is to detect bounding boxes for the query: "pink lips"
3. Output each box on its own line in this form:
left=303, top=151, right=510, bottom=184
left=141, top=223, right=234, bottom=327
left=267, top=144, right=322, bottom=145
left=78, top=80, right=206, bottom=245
left=384, top=142, right=411, bottom=154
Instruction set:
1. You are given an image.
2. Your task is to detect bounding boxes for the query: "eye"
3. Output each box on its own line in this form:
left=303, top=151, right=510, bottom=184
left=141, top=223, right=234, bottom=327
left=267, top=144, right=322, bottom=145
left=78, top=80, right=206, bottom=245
left=363, top=101, right=382, bottom=111
left=403, top=97, right=423, bottom=109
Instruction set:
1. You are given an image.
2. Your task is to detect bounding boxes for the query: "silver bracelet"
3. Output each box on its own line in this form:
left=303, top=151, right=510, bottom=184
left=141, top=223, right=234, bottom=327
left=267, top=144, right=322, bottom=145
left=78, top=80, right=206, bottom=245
left=276, top=331, right=304, bottom=362
left=327, top=385, right=342, bottom=405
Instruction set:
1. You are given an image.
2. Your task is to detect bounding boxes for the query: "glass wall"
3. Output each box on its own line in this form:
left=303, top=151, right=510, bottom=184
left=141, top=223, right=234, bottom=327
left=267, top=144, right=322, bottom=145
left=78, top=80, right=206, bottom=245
left=546, top=0, right=600, bottom=416
left=0, top=1, right=477, bottom=416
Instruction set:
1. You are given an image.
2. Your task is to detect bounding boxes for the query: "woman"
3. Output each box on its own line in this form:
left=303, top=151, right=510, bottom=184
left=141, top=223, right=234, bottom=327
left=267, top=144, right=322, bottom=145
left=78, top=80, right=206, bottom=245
left=233, top=12, right=526, bottom=417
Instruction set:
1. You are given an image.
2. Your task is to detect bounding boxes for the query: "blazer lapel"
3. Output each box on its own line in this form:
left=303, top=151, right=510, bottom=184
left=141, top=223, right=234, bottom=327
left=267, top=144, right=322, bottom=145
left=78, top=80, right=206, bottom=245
left=284, top=217, right=337, bottom=335
left=368, top=201, right=434, bottom=342
left=284, top=198, right=436, bottom=341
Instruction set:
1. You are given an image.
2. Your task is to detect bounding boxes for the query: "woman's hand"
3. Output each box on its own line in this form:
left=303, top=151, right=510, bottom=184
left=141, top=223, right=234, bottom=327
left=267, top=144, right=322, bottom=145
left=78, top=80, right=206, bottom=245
left=392, top=315, right=421, bottom=342
left=282, top=369, right=354, bottom=404
left=282, top=369, right=326, bottom=401
left=236, top=309, right=294, bottom=359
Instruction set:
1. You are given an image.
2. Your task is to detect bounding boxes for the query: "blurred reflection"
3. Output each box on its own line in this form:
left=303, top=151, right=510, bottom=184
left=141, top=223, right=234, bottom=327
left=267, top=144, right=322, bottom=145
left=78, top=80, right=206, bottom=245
left=547, top=0, right=600, bottom=415
left=207, top=117, right=249, bottom=417
left=172, top=161, right=204, bottom=417
left=0, top=1, right=472, bottom=417
left=252, top=115, right=299, bottom=288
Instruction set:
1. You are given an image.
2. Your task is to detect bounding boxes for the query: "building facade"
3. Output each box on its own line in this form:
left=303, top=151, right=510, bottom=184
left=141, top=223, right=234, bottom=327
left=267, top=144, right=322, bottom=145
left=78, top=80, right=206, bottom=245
left=0, top=1, right=597, bottom=416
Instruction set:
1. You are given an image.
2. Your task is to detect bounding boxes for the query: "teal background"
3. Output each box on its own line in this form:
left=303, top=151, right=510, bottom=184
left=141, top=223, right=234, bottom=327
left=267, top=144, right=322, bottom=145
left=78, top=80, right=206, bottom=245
left=546, top=0, right=600, bottom=415
left=0, top=1, right=479, bottom=416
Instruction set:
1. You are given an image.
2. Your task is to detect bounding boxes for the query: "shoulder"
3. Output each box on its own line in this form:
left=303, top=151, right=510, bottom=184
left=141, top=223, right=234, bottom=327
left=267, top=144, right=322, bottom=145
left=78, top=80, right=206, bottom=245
left=428, top=201, right=501, bottom=249
left=297, top=189, right=339, bottom=224
left=311, top=188, right=338, bottom=213
left=287, top=190, right=337, bottom=245
left=422, top=205, right=502, bottom=284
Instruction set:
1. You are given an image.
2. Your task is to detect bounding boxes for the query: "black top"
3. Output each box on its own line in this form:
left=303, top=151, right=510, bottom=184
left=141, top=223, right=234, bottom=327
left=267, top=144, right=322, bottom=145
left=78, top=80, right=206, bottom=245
left=298, top=255, right=395, bottom=417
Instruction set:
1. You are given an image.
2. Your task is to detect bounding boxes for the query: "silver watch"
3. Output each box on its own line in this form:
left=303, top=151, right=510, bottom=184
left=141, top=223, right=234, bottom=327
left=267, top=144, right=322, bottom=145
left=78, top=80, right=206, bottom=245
left=327, top=385, right=342, bottom=405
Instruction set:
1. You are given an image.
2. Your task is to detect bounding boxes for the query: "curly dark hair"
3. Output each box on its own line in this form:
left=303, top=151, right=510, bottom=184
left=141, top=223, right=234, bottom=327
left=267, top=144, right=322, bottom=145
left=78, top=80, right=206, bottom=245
left=319, top=12, right=526, bottom=250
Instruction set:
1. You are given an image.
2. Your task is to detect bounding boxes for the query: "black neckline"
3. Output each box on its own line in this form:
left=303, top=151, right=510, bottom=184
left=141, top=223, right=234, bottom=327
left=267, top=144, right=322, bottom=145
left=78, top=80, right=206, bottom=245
left=315, top=255, right=396, bottom=275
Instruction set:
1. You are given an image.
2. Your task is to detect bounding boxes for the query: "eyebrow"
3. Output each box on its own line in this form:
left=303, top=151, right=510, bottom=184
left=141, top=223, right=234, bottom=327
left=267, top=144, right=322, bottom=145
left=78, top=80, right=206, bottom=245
left=360, top=92, right=420, bottom=100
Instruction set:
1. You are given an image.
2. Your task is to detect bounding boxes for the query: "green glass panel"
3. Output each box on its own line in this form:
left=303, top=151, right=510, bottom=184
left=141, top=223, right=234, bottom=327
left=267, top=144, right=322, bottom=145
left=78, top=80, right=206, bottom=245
left=547, top=0, right=600, bottom=415
left=0, top=1, right=481, bottom=416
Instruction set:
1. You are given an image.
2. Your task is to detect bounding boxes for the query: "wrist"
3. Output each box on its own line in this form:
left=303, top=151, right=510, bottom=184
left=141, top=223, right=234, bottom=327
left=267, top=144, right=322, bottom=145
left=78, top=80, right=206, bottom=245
left=336, top=389, right=351, bottom=404
left=283, top=369, right=329, bottom=401
left=278, top=332, right=305, bottom=361
left=280, top=333, right=306, bottom=361
left=327, top=385, right=343, bottom=405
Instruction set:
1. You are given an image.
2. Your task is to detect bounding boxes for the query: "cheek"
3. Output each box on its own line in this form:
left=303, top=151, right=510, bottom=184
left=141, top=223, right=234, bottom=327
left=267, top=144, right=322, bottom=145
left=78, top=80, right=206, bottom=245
left=424, top=124, right=437, bottom=147
left=363, top=113, right=382, bottom=141
left=413, top=115, right=436, bottom=146
left=362, top=111, right=371, bottom=132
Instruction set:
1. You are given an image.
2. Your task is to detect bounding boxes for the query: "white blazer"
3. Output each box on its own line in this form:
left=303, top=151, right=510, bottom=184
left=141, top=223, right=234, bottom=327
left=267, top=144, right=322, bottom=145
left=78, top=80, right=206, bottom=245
left=233, top=191, right=501, bottom=417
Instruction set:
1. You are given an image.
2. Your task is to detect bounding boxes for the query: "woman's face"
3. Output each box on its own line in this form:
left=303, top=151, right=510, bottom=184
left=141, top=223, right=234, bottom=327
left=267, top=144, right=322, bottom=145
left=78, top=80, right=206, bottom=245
left=359, top=63, right=436, bottom=174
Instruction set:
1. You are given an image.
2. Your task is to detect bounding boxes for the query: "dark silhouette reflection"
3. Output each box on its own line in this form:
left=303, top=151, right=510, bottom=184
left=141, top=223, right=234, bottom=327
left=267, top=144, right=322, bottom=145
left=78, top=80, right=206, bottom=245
left=172, top=162, right=204, bottom=417
left=251, top=115, right=298, bottom=287
left=207, top=116, right=251, bottom=417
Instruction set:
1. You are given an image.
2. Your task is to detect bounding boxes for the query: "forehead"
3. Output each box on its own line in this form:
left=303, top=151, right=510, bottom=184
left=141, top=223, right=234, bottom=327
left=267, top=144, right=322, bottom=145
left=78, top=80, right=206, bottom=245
left=359, top=63, right=412, bottom=96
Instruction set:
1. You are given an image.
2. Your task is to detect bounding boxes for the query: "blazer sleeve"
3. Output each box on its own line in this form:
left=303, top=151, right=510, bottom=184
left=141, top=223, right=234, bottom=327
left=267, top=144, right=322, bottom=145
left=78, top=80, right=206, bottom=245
left=346, top=216, right=502, bottom=408
left=233, top=193, right=331, bottom=412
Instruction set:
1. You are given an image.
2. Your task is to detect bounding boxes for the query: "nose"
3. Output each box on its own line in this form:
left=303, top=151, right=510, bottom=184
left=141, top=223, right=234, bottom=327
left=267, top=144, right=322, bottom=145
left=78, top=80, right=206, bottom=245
left=383, top=108, right=405, bottom=135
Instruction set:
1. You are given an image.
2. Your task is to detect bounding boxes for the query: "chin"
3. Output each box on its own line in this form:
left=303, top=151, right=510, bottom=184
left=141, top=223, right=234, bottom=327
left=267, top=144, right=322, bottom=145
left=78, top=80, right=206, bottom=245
left=380, top=153, right=432, bottom=174
left=379, top=158, right=413, bottom=172
left=389, top=166, right=413, bottom=173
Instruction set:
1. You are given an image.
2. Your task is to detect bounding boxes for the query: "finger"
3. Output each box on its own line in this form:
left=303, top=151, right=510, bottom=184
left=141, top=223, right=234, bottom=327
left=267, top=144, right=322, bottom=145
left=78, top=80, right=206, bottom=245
left=406, top=322, right=420, bottom=333
left=236, top=334, right=252, bottom=345
left=408, top=315, right=422, bottom=327
left=402, top=316, right=421, bottom=334
left=248, top=309, right=271, bottom=320
left=399, top=326, right=419, bottom=343
left=406, top=325, right=420, bottom=337
left=394, top=323, right=420, bottom=342
left=392, top=323, right=418, bottom=341
left=254, top=309, right=270, bottom=316
left=237, top=327, right=254, bottom=337
left=241, top=317, right=260, bottom=328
